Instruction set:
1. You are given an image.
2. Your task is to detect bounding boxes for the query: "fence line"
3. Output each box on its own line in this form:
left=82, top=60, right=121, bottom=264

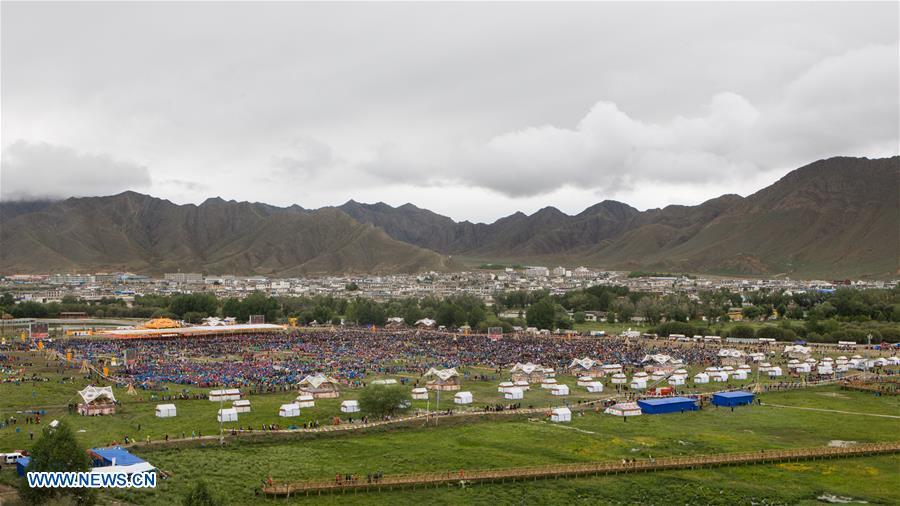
left=262, top=442, right=900, bottom=497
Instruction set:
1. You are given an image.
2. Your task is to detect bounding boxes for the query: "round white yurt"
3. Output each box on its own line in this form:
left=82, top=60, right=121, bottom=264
left=340, top=400, right=360, bottom=413
left=668, top=375, right=686, bottom=386
left=630, top=377, right=648, bottom=390
left=694, top=372, right=710, bottom=384
left=551, top=384, right=570, bottom=396
left=577, top=376, right=595, bottom=387
left=817, top=364, right=834, bottom=375
left=454, top=391, right=473, bottom=405
left=551, top=407, right=572, bottom=423
left=650, top=370, right=667, bottom=382
left=795, top=363, right=812, bottom=374
left=732, top=369, right=749, bottom=381
left=295, top=394, right=315, bottom=408
left=504, top=387, right=524, bottom=400
left=411, top=387, right=428, bottom=400
left=758, top=362, right=772, bottom=372
left=279, top=403, right=300, bottom=418
left=540, top=378, right=558, bottom=389
left=611, top=373, right=628, bottom=385
left=768, top=366, right=783, bottom=377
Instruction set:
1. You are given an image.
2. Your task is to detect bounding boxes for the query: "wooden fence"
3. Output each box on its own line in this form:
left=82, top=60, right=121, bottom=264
left=262, top=441, right=900, bottom=497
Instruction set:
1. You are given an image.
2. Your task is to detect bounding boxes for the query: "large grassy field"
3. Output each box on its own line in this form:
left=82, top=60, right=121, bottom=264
left=2, top=351, right=898, bottom=505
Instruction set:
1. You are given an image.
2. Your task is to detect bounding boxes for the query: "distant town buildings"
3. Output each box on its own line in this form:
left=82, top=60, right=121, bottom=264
left=1, top=268, right=895, bottom=305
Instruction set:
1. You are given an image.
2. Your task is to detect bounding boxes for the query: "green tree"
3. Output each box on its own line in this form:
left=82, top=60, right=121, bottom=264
left=573, top=311, right=586, bottom=324
left=729, top=324, right=756, bottom=340
left=183, top=480, right=222, bottom=506
left=526, top=299, right=556, bottom=330
left=19, top=422, right=96, bottom=505
left=358, top=385, right=412, bottom=418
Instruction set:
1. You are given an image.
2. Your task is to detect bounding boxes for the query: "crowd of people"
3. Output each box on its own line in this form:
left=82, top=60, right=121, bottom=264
left=47, top=329, right=724, bottom=390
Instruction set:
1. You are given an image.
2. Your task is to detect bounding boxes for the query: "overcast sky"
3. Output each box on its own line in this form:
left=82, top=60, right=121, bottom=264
left=2, top=2, right=898, bottom=222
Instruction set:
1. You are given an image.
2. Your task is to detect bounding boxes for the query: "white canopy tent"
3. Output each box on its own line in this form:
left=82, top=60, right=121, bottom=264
left=217, top=408, right=238, bottom=423
left=340, top=400, right=360, bottom=413
left=295, top=395, right=315, bottom=408
left=454, top=391, right=473, bottom=404
left=504, top=387, right=524, bottom=400
left=155, top=404, right=176, bottom=418
left=585, top=382, right=604, bottom=393
left=279, top=403, right=300, bottom=417
left=604, top=402, right=642, bottom=417
left=551, top=407, right=572, bottom=423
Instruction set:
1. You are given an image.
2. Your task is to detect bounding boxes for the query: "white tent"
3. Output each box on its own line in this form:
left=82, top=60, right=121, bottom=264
left=411, top=388, right=428, bottom=400
left=650, top=370, right=668, bottom=382
left=768, top=367, right=783, bottom=377
left=610, top=373, right=628, bottom=385
left=340, top=400, right=360, bottom=413
left=209, top=389, right=241, bottom=402
left=604, top=402, right=642, bottom=417
left=295, top=394, right=315, bottom=408
left=732, top=370, right=749, bottom=381
left=795, top=363, right=812, bottom=373
left=78, top=385, right=117, bottom=404
left=540, top=378, right=558, bottom=389
left=504, top=387, right=524, bottom=400
left=694, top=373, right=710, bottom=384
left=454, top=391, right=473, bottom=404
left=630, top=378, right=648, bottom=390
left=585, top=382, right=604, bottom=393
left=551, top=407, right=572, bottom=423
left=232, top=399, right=251, bottom=413
left=711, top=372, right=728, bottom=382
left=217, top=407, right=238, bottom=423
left=513, top=380, right=530, bottom=390
left=498, top=381, right=515, bottom=393
left=551, top=384, right=569, bottom=396
left=371, top=378, right=398, bottom=385
left=668, top=376, right=686, bottom=386
left=602, top=363, right=623, bottom=375
left=155, top=404, right=176, bottom=418
left=576, top=376, right=595, bottom=386
left=279, top=403, right=300, bottom=417
left=817, top=365, right=834, bottom=375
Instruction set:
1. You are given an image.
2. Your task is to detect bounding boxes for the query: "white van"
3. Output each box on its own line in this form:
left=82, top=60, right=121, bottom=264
left=2, top=452, right=24, bottom=465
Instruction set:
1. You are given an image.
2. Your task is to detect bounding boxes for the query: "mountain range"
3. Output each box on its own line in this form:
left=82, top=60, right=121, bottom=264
left=1, top=156, right=897, bottom=278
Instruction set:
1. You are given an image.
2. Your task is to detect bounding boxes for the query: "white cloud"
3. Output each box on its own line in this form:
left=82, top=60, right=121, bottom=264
left=0, top=141, right=151, bottom=200
left=359, top=42, right=897, bottom=198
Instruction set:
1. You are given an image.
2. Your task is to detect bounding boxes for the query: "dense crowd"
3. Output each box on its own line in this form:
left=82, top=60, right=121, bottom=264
left=48, top=329, right=723, bottom=389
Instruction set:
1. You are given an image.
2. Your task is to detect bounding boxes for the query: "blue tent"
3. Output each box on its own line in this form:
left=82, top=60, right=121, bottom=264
left=637, top=397, right=698, bottom=414
left=89, top=447, right=146, bottom=468
left=16, top=456, right=31, bottom=477
left=712, top=391, right=754, bottom=407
